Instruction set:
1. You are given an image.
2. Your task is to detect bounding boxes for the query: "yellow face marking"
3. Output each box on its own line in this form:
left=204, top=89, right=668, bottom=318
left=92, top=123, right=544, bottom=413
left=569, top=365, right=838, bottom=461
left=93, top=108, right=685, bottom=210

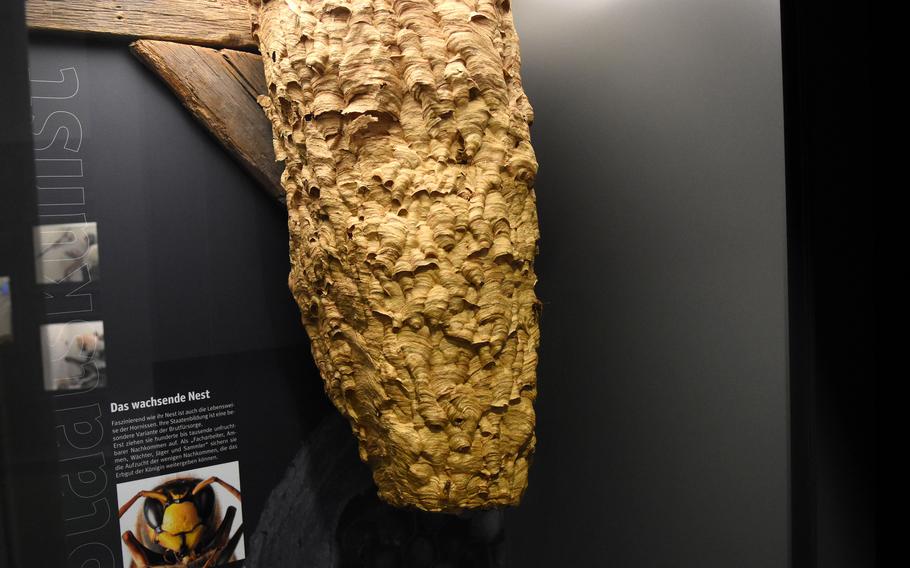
left=156, top=531, right=183, bottom=553
left=161, top=501, right=201, bottom=534
left=185, top=524, right=206, bottom=550
left=168, top=487, right=190, bottom=499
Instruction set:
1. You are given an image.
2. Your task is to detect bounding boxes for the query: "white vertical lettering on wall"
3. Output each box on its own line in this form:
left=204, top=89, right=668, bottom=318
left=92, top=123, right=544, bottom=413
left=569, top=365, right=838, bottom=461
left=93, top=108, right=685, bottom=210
left=31, top=64, right=115, bottom=568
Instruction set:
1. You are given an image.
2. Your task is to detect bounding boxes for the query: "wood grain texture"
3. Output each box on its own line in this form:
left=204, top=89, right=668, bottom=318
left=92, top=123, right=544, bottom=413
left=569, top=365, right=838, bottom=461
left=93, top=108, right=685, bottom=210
left=131, top=39, right=284, bottom=201
left=27, top=0, right=256, bottom=49
left=251, top=0, right=541, bottom=512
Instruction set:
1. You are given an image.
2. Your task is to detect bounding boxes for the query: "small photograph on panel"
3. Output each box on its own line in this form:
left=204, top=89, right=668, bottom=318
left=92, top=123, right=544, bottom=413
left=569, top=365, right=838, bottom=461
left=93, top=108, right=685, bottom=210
left=0, top=276, right=11, bottom=344
left=39, top=320, right=106, bottom=391
left=116, top=461, right=245, bottom=568
left=34, top=221, right=100, bottom=284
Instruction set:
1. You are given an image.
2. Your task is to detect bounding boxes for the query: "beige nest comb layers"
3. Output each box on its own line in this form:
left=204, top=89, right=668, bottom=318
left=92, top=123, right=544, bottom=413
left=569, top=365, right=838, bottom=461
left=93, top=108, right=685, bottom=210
left=249, top=0, right=541, bottom=511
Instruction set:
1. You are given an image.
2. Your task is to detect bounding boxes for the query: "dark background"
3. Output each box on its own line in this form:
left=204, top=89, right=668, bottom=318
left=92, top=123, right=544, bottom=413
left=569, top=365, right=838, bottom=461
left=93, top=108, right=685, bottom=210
left=780, top=0, right=876, bottom=566
left=507, top=1, right=790, bottom=566
left=1, top=0, right=875, bottom=567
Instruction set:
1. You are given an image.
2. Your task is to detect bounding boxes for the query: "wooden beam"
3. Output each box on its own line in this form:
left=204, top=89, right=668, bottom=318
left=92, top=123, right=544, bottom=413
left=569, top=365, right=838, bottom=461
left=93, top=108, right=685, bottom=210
left=131, top=40, right=284, bottom=203
left=27, top=0, right=256, bottom=50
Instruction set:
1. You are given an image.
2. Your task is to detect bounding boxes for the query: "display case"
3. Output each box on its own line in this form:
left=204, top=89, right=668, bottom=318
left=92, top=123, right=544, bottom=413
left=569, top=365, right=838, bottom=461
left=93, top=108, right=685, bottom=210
left=1, top=1, right=874, bottom=567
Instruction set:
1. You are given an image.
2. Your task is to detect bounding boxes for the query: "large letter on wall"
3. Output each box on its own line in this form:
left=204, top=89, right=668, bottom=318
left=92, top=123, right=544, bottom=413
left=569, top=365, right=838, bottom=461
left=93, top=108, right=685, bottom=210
left=250, top=0, right=540, bottom=511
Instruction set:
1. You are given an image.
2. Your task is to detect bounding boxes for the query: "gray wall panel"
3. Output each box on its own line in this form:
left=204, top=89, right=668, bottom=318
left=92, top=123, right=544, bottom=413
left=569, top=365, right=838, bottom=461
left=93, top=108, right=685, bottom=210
left=507, top=1, right=789, bottom=566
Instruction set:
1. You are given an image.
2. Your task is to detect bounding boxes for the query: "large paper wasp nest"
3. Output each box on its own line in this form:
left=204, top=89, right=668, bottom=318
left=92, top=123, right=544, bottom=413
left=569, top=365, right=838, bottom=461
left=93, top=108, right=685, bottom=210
left=249, top=0, right=540, bottom=511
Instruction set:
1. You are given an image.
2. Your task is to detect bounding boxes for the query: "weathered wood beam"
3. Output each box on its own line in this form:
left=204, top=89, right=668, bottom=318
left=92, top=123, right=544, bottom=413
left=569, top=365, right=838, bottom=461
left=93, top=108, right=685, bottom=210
left=131, top=40, right=283, bottom=202
left=27, top=0, right=256, bottom=50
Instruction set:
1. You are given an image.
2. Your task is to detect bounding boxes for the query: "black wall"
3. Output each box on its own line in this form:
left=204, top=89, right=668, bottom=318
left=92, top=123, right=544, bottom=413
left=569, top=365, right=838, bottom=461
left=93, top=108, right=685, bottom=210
left=0, top=2, right=67, bottom=566
left=782, top=0, right=875, bottom=565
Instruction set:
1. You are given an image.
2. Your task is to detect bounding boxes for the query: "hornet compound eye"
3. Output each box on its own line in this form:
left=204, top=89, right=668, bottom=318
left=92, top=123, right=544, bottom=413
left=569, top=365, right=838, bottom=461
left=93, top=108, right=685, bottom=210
left=143, top=498, right=164, bottom=530
left=193, top=485, right=215, bottom=521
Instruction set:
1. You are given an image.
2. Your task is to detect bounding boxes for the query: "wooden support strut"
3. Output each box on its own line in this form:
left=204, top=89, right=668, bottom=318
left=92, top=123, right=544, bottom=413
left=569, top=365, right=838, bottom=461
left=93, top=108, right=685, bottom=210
left=131, top=39, right=284, bottom=202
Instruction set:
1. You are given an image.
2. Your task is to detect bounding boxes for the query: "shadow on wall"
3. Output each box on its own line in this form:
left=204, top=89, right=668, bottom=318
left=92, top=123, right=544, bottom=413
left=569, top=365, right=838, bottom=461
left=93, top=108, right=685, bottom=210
left=248, top=414, right=508, bottom=568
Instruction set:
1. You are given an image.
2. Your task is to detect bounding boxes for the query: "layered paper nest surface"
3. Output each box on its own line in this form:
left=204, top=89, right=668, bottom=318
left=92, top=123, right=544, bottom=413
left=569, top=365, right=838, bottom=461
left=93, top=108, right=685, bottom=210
left=250, top=0, right=540, bottom=511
